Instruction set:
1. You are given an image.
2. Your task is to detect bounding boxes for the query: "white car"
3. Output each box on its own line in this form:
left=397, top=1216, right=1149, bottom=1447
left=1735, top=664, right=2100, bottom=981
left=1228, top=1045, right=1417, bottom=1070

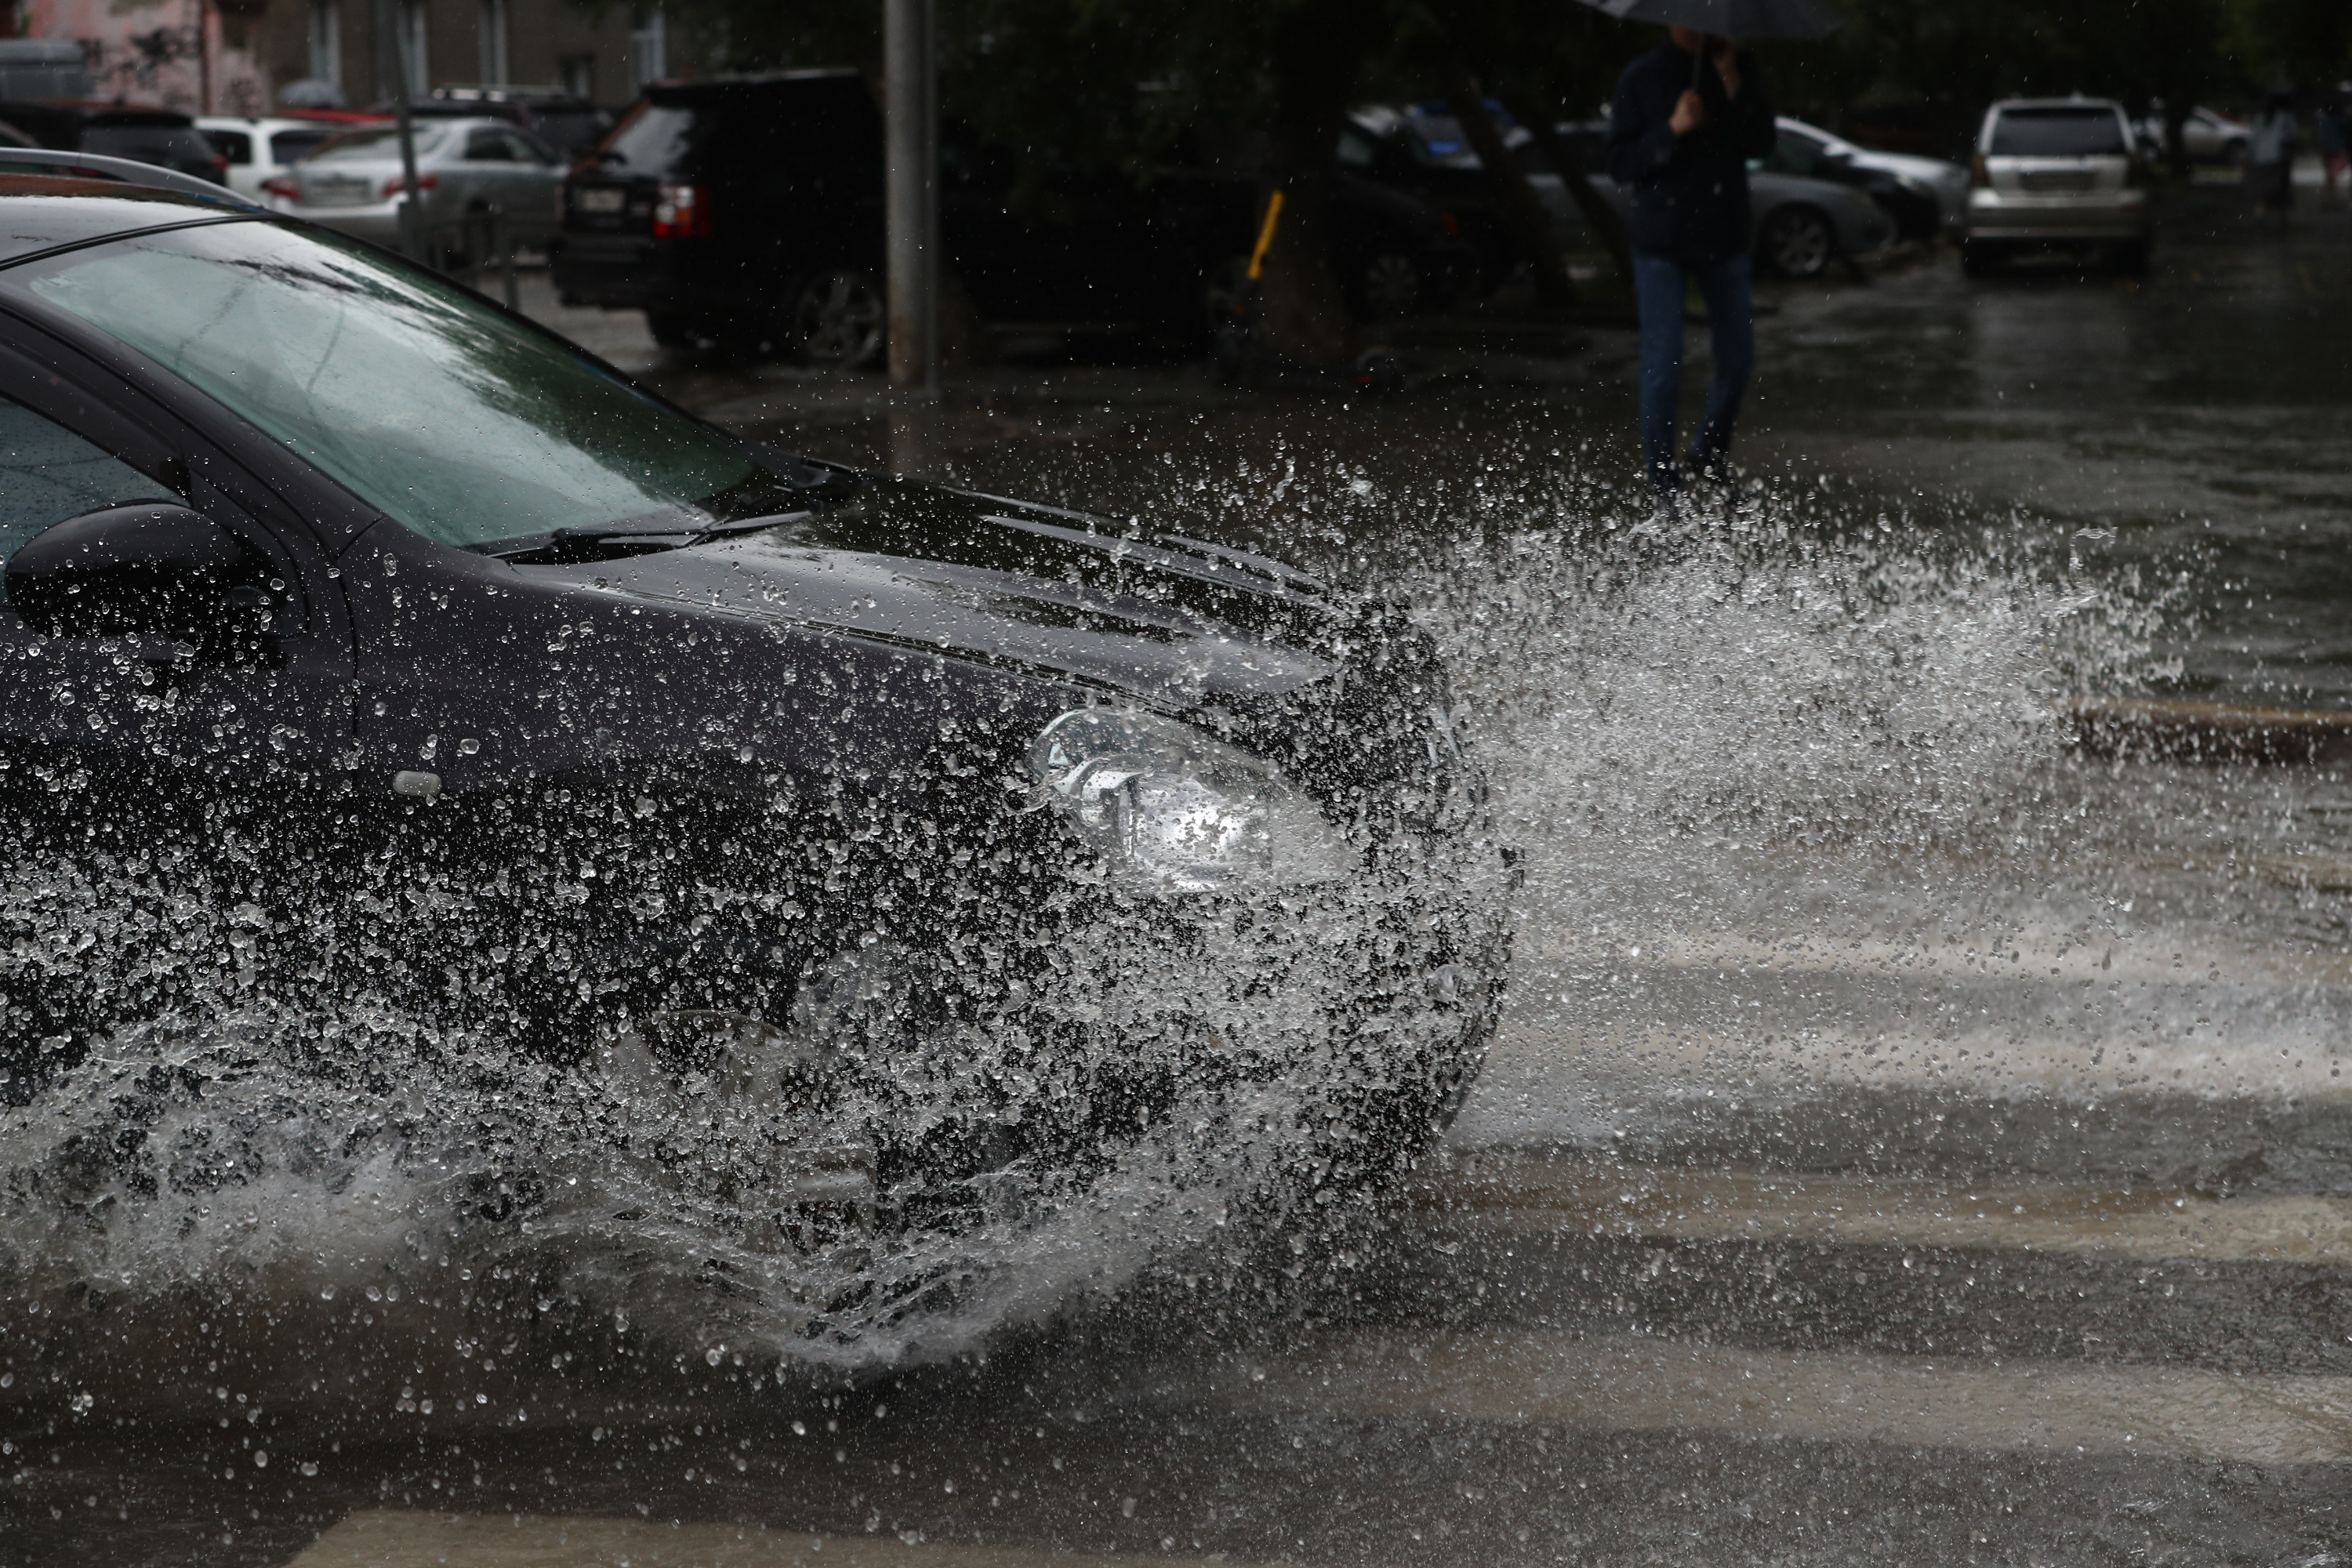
left=195, top=115, right=346, bottom=201
left=1964, top=97, right=2152, bottom=276
left=264, top=116, right=564, bottom=264
left=2136, top=106, right=2250, bottom=165
left=1776, top=116, right=1968, bottom=234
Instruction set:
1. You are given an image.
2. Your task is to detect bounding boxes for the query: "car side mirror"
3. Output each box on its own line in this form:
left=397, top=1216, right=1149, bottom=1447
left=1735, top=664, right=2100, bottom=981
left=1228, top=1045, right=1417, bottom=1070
left=5, top=502, right=267, bottom=652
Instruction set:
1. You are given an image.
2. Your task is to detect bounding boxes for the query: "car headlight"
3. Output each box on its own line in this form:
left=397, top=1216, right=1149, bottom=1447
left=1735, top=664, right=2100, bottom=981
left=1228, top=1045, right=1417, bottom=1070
left=1025, top=708, right=1350, bottom=893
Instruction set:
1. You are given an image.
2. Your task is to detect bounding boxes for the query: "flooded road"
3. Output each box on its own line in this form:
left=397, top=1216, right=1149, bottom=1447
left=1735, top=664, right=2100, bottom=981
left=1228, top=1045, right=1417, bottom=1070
left=9, top=184, right=2352, bottom=1564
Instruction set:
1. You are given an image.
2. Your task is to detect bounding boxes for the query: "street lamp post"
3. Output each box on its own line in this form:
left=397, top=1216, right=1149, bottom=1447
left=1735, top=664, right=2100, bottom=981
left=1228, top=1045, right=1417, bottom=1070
left=884, top=0, right=937, bottom=401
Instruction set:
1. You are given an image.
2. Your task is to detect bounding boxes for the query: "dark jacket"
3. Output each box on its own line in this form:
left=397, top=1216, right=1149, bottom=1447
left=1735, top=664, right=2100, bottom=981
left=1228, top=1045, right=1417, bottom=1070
left=1606, top=42, right=1777, bottom=267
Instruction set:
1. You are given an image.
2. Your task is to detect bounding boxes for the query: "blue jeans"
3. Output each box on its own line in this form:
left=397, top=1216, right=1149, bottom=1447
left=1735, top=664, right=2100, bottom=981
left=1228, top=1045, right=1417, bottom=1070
left=1633, top=251, right=1754, bottom=491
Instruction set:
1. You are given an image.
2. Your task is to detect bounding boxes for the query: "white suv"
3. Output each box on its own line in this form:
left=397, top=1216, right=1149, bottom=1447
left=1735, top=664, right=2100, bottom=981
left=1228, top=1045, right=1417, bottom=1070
left=1963, top=96, right=2151, bottom=276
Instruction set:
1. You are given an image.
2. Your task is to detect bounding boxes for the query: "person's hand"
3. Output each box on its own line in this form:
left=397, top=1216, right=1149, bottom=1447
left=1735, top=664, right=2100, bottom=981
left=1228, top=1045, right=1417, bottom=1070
left=1671, top=89, right=1708, bottom=136
left=1712, top=42, right=1741, bottom=100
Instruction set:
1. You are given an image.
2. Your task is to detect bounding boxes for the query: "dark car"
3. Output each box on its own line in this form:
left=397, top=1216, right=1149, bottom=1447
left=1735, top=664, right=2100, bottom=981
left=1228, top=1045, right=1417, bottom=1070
left=0, top=180, right=1503, bottom=1348
left=0, top=100, right=226, bottom=183
left=1757, top=121, right=1942, bottom=242
left=397, top=85, right=616, bottom=157
left=553, top=72, right=1481, bottom=365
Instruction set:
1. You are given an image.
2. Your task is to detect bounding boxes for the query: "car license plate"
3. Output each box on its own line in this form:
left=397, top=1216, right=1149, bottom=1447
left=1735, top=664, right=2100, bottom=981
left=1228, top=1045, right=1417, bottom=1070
left=312, top=176, right=371, bottom=205
left=575, top=187, right=625, bottom=213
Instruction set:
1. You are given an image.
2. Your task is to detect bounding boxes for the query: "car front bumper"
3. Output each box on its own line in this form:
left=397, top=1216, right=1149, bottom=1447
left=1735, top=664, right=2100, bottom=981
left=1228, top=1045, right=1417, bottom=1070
left=1966, top=189, right=2151, bottom=241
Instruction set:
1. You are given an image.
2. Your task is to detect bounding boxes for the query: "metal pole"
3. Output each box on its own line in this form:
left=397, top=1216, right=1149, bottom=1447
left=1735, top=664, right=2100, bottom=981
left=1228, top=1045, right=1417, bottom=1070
left=379, top=0, right=425, bottom=262
left=884, top=0, right=937, bottom=397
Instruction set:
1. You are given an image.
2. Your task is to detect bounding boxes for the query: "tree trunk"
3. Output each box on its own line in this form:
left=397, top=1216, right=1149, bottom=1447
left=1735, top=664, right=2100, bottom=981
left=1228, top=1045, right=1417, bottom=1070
left=1439, top=60, right=1577, bottom=309
left=1254, top=0, right=1364, bottom=365
left=1511, top=96, right=1633, bottom=287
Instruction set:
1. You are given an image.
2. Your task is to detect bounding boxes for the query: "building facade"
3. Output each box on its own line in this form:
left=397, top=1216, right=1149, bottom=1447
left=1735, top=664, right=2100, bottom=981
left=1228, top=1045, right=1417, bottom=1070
left=17, top=0, right=662, bottom=114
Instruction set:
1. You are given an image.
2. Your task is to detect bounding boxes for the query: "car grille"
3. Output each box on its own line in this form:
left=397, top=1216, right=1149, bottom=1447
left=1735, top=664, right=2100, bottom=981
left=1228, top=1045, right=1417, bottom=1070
left=2018, top=170, right=2096, bottom=194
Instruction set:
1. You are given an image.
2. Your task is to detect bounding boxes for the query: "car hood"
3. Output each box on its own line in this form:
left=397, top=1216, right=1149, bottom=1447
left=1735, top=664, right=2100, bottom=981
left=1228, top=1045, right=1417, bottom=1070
left=557, top=477, right=1351, bottom=710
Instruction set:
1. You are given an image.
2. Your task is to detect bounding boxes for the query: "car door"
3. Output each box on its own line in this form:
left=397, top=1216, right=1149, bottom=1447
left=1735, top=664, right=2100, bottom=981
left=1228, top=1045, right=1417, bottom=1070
left=499, top=129, right=564, bottom=243
left=0, top=336, right=355, bottom=814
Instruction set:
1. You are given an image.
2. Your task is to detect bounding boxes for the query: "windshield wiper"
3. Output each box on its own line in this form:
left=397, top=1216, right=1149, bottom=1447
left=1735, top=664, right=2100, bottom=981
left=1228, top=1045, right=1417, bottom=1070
left=479, top=510, right=812, bottom=564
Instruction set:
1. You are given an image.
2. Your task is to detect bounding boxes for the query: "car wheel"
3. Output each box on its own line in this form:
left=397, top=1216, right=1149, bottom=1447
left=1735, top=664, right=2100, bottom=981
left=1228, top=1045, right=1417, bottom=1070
left=1351, top=250, right=1423, bottom=319
left=1960, top=239, right=2005, bottom=278
left=789, top=271, right=887, bottom=369
left=646, top=308, right=701, bottom=351
left=1759, top=205, right=1835, bottom=279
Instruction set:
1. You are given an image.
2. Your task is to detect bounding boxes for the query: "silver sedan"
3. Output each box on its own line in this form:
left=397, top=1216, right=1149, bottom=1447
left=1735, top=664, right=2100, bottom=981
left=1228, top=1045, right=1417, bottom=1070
left=265, top=117, right=564, bottom=263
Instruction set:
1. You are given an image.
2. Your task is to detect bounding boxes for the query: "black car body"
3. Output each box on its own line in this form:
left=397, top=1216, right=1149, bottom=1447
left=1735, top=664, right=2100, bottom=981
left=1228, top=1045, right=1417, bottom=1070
left=551, top=72, right=1480, bottom=363
left=0, top=100, right=226, bottom=183
left=0, top=181, right=1503, bottom=1353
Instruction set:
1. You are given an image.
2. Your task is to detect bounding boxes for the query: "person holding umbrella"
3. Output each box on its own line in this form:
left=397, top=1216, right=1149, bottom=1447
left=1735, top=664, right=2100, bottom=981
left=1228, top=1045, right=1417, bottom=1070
left=1584, top=0, right=1835, bottom=497
left=1607, top=27, right=1777, bottom=495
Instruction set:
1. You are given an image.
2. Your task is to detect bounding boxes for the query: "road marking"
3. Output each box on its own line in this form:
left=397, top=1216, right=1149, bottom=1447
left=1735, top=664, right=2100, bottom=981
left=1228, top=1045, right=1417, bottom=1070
left=285, top=1512, right=1251, bottom=1568
left=1416, top=1161, right=2352, bottom=1265
left=1210, top=1332, right=2352, bottom=1465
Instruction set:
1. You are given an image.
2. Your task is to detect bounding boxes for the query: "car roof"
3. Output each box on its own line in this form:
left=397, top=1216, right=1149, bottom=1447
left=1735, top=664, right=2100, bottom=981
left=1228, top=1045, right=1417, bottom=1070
left=0, top=178, right=250, bottom=265
left=1989, top=97, right=2125, bottom=113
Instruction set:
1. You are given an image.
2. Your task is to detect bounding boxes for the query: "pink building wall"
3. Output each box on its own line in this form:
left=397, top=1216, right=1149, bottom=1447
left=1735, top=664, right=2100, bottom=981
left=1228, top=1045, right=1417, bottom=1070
left=20, top=0, right=267, bottom=114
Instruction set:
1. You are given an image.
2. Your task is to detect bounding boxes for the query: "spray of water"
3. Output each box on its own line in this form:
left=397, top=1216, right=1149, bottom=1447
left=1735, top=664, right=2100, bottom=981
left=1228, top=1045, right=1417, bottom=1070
left=11, top=446, right=2329, bottom=1427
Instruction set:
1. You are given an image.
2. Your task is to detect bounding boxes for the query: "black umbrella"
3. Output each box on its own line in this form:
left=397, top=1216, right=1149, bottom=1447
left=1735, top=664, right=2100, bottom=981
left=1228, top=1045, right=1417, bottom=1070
left=1571, top=0, right=1841, bottom=38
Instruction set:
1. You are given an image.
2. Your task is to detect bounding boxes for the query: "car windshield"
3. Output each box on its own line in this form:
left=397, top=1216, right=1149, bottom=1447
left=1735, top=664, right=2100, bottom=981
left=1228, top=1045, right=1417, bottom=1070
left=1990, top=108, right=2128, bottom=156
left=600, top=103, right=694, bottom=172
left=309, top=124, right=452, bottom=162
left=2, top=220, right=797, bottom=551
left=270, top=129, right=331, bottom=163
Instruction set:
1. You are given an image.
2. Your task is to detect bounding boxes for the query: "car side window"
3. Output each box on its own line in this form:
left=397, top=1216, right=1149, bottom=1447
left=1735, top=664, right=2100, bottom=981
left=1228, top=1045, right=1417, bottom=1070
left=1338, top=130, right=1377, bottom=169
left=208, top=129, right=253, bottom=165
left=465, top=129, right=516, bottom=162
left=506, top=131, right=554, bottom=165
left=0, top=393, right=178, bottom=575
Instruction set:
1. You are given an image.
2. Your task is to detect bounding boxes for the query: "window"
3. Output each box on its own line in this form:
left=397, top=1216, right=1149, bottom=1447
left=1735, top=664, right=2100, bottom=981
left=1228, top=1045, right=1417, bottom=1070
left=399, top=0, right=430, bottom=94
left=8, top=222, right=792, bottom=554
left=465, top=126, right=517, bottom=161
left=630, top=7, right=666, bottom=89
left=270, top=129, right=331, bottom=165
left=207, top=129, right=255, bottom=165
left=558, top=53, right=594, bottom=104
left=1990, top=108, right=2128, bottom=158
left=1337, top=130, right=1376, bottom=169
left=477, top=0, right=508, bottom=88
left=307, top=0, right=342, bottom=90
left=0, top=394, right=177, bottom=576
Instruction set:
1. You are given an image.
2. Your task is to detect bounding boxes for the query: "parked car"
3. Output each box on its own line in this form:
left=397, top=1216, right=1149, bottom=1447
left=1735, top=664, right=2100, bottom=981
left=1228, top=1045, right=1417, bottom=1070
left=0, top=100, right=225, bottom=183
left=264, top=116, right=564, bottom=262
left=1549, top=118, right=1895, bottom=278
left=401, top=85, right=616, bottom=157
left=1339, top=102, right=1552, bottom=296
left=0, top=180, right=1502, bottom=1345
left=554, top=72, right=1481, bottom=365
left=2136, top=104, right=2249, bottom=164
left=198, top=114, right=380, bottom=201
left=1771, top=116, right=1965, bottom=238
left=1964, top=97, right=2151, bottom=275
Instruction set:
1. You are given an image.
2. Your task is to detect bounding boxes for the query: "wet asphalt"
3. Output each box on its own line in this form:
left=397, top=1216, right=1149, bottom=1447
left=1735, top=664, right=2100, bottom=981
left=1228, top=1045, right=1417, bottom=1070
left=9, top=180, right=2352, bottom=1565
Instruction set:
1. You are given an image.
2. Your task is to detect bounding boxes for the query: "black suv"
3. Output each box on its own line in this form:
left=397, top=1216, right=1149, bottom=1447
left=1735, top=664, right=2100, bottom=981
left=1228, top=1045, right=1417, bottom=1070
left=553, top=71, right=1479, bottom=365
left=0, top=100, right=225, bottom=183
